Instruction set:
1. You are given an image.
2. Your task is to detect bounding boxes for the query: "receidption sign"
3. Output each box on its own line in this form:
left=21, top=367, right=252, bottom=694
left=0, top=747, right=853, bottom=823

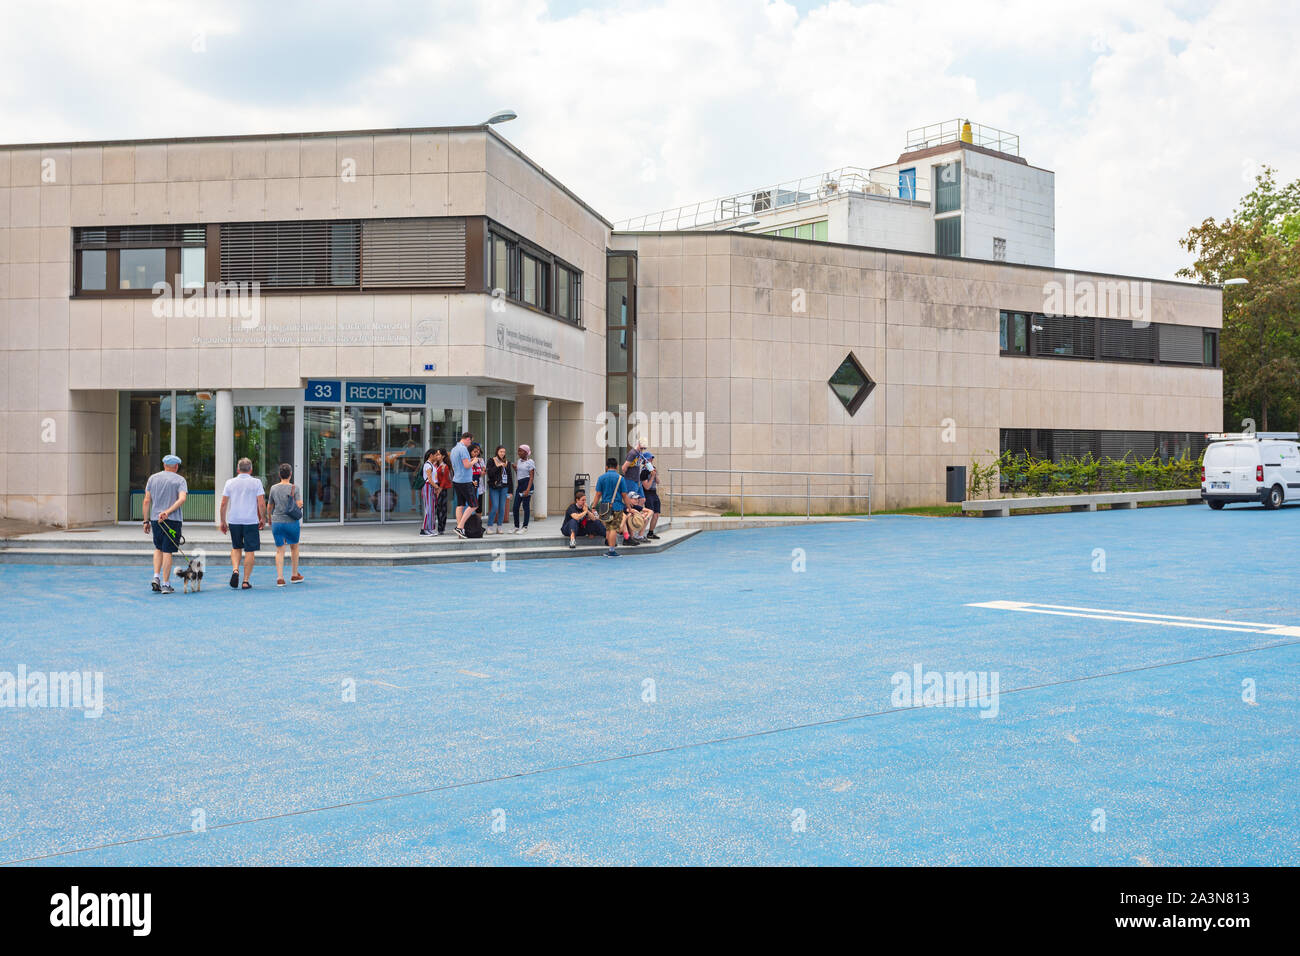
left=305, top=381, right=426, bottom=405
left=345, top=382, right=427, bottom=405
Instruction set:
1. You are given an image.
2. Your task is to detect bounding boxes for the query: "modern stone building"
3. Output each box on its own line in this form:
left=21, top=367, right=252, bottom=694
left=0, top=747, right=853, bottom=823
left=0, top=120, right=1223, bottom=526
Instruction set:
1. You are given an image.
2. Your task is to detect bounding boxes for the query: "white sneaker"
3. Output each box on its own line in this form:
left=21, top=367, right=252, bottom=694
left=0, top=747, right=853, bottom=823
left=495, top=526, right=503, bottom=534
left=511, top=528, right=520, bottom=534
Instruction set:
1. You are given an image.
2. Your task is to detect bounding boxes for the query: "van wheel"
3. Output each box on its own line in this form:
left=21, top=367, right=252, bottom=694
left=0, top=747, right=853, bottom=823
left=1265, top=485, right=1284, bottom=510
left=1208, top=500, right=1225, bottom=510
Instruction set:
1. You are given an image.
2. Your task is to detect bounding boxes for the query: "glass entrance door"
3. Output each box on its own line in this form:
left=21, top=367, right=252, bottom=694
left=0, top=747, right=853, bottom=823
left=384, top=407, right=424, bottom=521
left=344, top=407, right=384, bottom=522
left=304, top=406, right=342, bottom=521
left=306, top=404, right=427, bottom=523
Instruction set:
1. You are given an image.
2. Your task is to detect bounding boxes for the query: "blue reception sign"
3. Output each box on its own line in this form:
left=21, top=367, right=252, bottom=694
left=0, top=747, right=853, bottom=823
left=305, top=380, right=340, bottom=402
left=305, top=381, right=426, bottom=405
left=345, top=382, right=426, bottom=405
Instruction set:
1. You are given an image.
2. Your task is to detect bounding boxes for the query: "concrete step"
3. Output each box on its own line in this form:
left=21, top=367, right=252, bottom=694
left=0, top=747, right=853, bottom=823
left=0, top=530, right=602, bottom=554
left=0, top=529, right=699, bottom=567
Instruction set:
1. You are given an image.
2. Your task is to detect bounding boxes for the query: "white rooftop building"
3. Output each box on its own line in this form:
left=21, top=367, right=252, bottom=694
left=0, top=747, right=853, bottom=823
left=618, top=119, right=1055, bottom=267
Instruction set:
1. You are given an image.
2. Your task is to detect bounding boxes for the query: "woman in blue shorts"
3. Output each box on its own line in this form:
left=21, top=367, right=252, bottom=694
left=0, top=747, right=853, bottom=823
left=267, top=463, right=305, bottom=587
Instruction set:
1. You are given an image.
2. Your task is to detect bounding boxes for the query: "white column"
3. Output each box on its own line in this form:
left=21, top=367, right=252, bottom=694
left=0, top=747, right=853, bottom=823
left=215, top=389, right=234, bottom=515
left=532, top=398, right=549, bottom=520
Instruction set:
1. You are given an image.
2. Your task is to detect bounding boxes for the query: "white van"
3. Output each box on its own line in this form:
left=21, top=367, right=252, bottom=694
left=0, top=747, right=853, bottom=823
left=1201, top=435, right=1300, bottom=510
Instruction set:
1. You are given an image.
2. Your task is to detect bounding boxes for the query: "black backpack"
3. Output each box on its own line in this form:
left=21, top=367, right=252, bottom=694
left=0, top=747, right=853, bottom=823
left=463, top=510, right=485, bottom=539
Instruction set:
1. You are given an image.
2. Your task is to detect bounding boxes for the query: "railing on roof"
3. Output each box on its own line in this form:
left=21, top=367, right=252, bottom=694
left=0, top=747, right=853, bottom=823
left=905, top=119, right=1020, bottom=156
left=614, top=165, right=930, bottom=232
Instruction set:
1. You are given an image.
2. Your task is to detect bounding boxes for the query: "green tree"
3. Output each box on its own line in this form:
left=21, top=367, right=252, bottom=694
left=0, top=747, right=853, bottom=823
left=1178, top=167, right=1300, bottom=431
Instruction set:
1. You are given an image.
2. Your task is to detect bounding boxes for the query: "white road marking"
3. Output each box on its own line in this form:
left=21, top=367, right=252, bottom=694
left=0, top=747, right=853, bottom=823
left=967, top=600, right=1300, bottom=638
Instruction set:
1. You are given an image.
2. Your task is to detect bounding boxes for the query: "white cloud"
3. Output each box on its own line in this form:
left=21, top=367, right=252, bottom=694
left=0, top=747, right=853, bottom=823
left=2, top=0, right=1297, bottom=278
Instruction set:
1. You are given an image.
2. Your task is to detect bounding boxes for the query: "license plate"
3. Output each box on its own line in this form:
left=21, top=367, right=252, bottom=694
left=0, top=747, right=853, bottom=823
left=1211, top=482, right=1229, bottom=489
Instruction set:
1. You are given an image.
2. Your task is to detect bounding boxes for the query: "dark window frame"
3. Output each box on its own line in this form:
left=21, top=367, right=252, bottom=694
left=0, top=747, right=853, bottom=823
left=934, top=161, right=962, bottom=214
left=999, top=309, right=1218, bottom=368
left=828, top=351, right=876, bottom=416
left=73, top=225, right=206, bottom=298
left=605, top=252, right=636, bottom=454
left=485, top=219, right=584, bottom=328
left=1000, top=428, right=1209, bottom=465
left=999, top=310, right=1030, bottom=355
left=77, top=218, right=475, bottom=298
left=935, top=214, right=961, bottom=257
left=1032, top=314, right=1096, bottom=361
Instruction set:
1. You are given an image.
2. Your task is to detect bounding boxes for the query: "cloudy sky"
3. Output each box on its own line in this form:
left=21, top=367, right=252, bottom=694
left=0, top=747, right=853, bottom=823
left=3, top=0, right=1297, bottom=278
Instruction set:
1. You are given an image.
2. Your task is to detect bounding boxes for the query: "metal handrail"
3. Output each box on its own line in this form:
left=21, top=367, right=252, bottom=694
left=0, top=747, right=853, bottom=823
left=614, top=166, right=931, bottom=232
left=904, top=119, right=1020, bottom=156
left=664, top=468, right=872, bottom=524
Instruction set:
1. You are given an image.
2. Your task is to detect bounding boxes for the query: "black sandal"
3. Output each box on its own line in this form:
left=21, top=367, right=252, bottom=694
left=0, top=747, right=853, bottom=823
left=241, top=581, right=253, bottom=589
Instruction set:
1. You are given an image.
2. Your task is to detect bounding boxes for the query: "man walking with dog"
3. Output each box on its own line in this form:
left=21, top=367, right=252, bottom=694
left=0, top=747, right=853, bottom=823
left=220, top=457, right=266, bottom=590
left=142, top=453, right=188, bottom=594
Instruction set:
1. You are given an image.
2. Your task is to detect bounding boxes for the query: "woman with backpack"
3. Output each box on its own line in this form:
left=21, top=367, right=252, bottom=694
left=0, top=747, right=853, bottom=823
left=486, top=445, right=514, bottom=535
left=267, top=462, right=305, bottom=586
left=419, top=448, right=438, bottom=536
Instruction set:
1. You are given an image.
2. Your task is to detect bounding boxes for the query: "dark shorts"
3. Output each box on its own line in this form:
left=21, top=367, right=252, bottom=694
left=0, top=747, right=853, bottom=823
left=644, top=491, right=661, bottom=514
left=453, top=482, right=477, bottom=507
left=230, top=523, right=261, bottom=552
left=151, top=519, right=182, bottom=553
left=271, top=521, right=300, bottom=547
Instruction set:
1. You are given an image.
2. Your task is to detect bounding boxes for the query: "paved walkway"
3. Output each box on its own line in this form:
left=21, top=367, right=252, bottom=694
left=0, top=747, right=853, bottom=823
left=3, top=506, right=1296, bottom=864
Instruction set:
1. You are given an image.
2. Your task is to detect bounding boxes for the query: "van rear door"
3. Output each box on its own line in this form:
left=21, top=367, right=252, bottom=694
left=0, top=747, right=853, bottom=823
left=1231, top=444, right=1260, bottom=495
left=1203, top=443, right=1238, bottom=493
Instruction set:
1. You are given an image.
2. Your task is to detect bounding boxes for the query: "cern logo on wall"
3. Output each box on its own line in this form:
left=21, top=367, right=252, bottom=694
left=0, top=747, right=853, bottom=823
left=496, top=323, right=505, bottom=347
left=415, top=318, right=441, bottom=346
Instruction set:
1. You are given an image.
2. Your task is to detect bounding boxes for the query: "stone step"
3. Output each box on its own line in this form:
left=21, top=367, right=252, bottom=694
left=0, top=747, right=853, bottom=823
left=0, top=529, right=699, bottom=567
left=0, top=530, right=602, bottom=554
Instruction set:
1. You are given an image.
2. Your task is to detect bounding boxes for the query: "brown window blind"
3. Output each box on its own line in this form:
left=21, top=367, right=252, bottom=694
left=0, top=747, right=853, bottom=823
left=361, top=218, right=466, bottom=288
left=1099, top=319, right=1158, bottom=362
left=1034, top=315, right=1095, bottom=359
left=1158, top=323, right=1206, bottom=365
left=75, top=225, right=205, bottom=247
left=220, top=220, right=361, bottom=289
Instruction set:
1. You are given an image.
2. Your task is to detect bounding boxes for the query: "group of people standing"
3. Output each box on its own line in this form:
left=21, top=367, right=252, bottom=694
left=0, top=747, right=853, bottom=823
left=142, top=436, right=660, bottom=593
left=418, top=433, right=536, bottom=538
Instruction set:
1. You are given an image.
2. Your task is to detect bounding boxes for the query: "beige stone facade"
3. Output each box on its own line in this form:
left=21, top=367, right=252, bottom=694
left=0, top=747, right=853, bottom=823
left=614, top=232, right=1222, bottom=512
left=0, top=128, right=612, bottom=525
left=0, top=124, right=1223, bottom=527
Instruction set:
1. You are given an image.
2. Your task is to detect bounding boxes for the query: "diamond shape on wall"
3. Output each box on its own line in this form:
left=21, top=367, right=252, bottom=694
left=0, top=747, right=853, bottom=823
left=828, top=352, right=875, bottom=416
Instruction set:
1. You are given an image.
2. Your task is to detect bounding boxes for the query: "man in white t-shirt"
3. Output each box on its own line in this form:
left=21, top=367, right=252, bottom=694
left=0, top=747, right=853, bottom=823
left=220, top=457, right=266, bottom=589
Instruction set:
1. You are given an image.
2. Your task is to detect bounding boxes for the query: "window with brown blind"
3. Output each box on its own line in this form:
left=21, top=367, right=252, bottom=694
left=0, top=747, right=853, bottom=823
left=360, top=218, right=466, bottom=288
left=998, top=309, right=1215, bottom=367
left=219, top=220, right=361, bottom=289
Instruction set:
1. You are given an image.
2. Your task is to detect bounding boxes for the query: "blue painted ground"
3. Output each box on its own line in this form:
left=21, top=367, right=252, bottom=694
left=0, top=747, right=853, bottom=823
left=1, top=503, right=1298, bottom=865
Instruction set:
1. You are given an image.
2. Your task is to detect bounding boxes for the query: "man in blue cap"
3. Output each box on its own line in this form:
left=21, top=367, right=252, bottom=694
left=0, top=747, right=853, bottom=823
left=142, top=454, right=188, bottom=594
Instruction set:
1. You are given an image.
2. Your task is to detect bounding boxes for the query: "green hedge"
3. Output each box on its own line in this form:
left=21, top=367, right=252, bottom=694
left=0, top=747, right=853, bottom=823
left=967, top=450, right=1203, bottom=499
